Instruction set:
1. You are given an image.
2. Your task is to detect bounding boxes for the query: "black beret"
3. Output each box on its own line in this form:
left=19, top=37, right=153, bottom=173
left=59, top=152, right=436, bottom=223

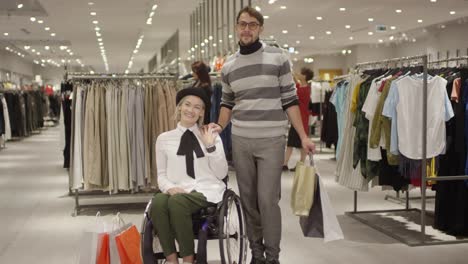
left=176, top=87, right=210, bottom=108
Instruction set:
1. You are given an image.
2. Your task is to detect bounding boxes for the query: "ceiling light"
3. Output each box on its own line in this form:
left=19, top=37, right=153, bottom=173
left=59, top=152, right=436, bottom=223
left=45, top=27, right=50, bottom=31
left=88, top=2, right=94, bottom=5
left=368, top=32, right=374, bottom=35
left=133, top=49, right=138, bottom=54
left=24, top=46, right=30, bottom=50
left=204, top=39, right=209, bottom=43
left=282, top=30, right=288, bottom=34
left=418, top=19, right=423, bottom=23
left=309, top=36, right=315, bottom=40
left=347, top=50, right=352, bottom=54
left=255, top=6, right=261, bottom=11
left=191, top=47, right=195, bottom=51
left=69, top=52, right=73, bottom=56
left=228, top=34, right=233, bottom=39
left=3, top=32, right=8, bottom=36
left=31, top=49, right=36, bottom=52
left=213, top=43, right=217, bottom=47
left=283, top=44, right=289, bottom=48
left=295, top=51, right=299, bottom=54
left=297, top=24, right=302, bottom=28
left=391, top=26, right=396, bottom=30
left=412, top=38, right=417, bottom=42
left=430, top=0, right=437, bottom=2
left=378, top=39, right=383, bottom=43
left=17, top=4, right=23, bottom=8
left=280, top=6, right=287, bottom=9
left=440, top=24, right=446, bottom=29
left=201, top=43, right=205, bottom=47
left=389, top=36, right=395, bottom=40
left=45, top=46, right=50, bottom=50
left=345, top=25, right=351, bottom=29
left=263, top=15, right=269, bottom=19
left=268, top=0, right=277, bottom=4
left=98, top=38, right=103, bottom=42
left=99, top=42, right=103, bottom=46
left=30, top=17, right=36, bottom=22
left=326, top=31, right=332, bottom=35
left=209, top=35, right=213, bottom=40
left=96, top=32, right=101, bottom=37
left=450, top=11, right=456, bottom=15
left=93, top=20, right=99, bottom=24
left=294, top=58, right=298, bottom=62
left=95, top=27, right=100, bottom=31
left=5, top=47, right=9, bottom=51
left=296, top=40, right=300, bottom=44
left=342, top=50, right=347, bottom=55
left=36, top=52, right=40, bottom=55
left=316, top=16, right=323, bottom=20
left=349, top=36, right=354, bottom=40
left=146, top=19, right=152, bottom=25
left=368, top=18, right=374, bottom=22
left=152, top=4, right=158, bottom=10
left=90, top=12, right=96, bottom=16
left=50, top=33, right=56, bottom=37
left=396, top=9, right=402, bottom=13
left=38, top=20, right=43, bottom=24
left=149, top=11, right=155, bottom=18
left=339, top=7, right=346, bottom=11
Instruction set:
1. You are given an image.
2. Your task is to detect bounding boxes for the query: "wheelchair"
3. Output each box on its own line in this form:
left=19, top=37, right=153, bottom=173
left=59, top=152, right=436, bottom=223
left=140, top=187, right=248, bottom=264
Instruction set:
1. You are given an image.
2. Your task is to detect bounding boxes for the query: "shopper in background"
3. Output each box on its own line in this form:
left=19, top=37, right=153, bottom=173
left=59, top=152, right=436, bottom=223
left=151, top=87, right=228, bottom=264
left=191, top=61, right=212, bottom=124
left=208, top=6, right=315, bottom=264
left=283, top=67, right=313, bottom=171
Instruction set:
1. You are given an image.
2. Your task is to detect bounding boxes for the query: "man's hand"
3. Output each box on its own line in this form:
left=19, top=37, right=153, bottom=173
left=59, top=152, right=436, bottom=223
left=167, top=187, right=187, bottom=196
left=301, top=138, right=316, bottom=154
left=206, top=122, right=223, bottom=134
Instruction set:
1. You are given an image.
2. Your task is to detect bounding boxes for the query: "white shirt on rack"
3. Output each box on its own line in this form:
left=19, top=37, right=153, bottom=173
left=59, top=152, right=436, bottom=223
left=155, top=123, right=228, bottom=203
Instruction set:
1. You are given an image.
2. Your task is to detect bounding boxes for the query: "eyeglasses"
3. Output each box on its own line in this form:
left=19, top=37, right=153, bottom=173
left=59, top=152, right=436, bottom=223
left=236, top=21, right=260, bottom=30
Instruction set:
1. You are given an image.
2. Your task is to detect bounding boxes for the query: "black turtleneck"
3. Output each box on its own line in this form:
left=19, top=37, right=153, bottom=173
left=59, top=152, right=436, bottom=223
left=239, top=38, right=262, bottom=55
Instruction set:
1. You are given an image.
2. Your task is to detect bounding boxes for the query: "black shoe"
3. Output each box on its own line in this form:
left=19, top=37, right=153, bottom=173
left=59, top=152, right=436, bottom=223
left=250, top=257, right=267, bottom=264
left=282, top=165, right=289, bottom=171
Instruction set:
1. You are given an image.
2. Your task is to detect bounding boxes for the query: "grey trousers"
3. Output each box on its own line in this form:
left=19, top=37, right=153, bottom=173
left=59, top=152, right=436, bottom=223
left=232, top=135, right=285, bottom=261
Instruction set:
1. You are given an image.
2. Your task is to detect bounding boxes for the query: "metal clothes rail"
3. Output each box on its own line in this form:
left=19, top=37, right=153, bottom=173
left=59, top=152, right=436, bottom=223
left=67, top=72, right=176, bottom=80
left=346, top=54, right=468, bottom=246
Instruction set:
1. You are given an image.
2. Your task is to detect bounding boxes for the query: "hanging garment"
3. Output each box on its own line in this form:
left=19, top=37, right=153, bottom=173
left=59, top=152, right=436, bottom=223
left=71, top=86, right=85, bottom=189
left=1, top=94, right=11, bottom=140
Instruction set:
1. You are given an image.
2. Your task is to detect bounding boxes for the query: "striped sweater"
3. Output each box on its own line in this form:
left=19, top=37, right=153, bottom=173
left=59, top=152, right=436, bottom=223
left=220, top=43, right=298, bottom=138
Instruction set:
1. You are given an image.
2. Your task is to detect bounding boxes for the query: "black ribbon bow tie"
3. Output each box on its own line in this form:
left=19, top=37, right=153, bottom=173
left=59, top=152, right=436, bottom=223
left=177, top=129, right=205, bottom=178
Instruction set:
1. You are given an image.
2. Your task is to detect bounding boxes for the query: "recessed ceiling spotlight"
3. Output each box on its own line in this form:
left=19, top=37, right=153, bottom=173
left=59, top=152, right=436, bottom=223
left=90, top=12, right=96, bottom=16
left=282, top=30, right=288, bottom=34
left=347, top=50, right=352, bottom=54
left=430, top=0, right=437, bottom=2
left=30, top=17, right=36, bottom=22
left=412, top=38, right=417, bottom=42
left=418, top=19, right=423, bottom=23
left=17, top=4, right=23, bottom=9
left=389, top=36, right=395, bottom=40
left=149, top=11, right=155, bottom=18
left=368, top=18, right=374, bottom=22
left=297, top=24, right=302, bottom=28
left=309, top=36, right=315, bottom=40
left=396, top=9, right=402, bottom=13
left=263, top=15, right=270, bottom=19
left=342, top=49, right=347, bottom=55
left=295, top=51, right=299, bottom=54
left=296, top=40, right=300, bottom=44
left=228, top=34, right=233, bottom=38
left=3, top=32, right=8, bottom=36
left=38, top=20, right=43, bottom=24
left=378, top=39, right=383, bottom=43
left=339, top=7, right=346, bottom=11
left=50, top=33, right=56, bottom=37
left=152, top=4, right=158, bottom=10
left=69, top=52, right=74, bottom=56
left=368, top=32, right=374, bottom=35
left=36, top=52, right=40, bottom=55
left=440, top=24, right=446, bottom=29
left=316, top=16, right=323, bottom=20
left=280, top=6, right=287, bottom=9
left=99, top=42, right=103, bottom=46
left=98, top=38, right=103, bottom=42
left=24, top=46, right=30, bottom=50
left=255, top=6, right=261, bottom=11
left=31, top=49, right=36, bottom=52
left=45, top=46, right=50, bottom=50
left=283, top=44, right=289, bottom=48
left=326, top=31, right=332, bottom=35
left=349, top=36, right=354, bottom=40
left=93, top=20, right=99, bottom=24
left=345, top=25, right=351, bottom=29
left=450, top=11, right=456, bottom=15
left=95, top=27, right=100, bottom=31
left=45, top=27, right=50, bottom=31
left=88, top=2, right=94, bottom=5
left=391, top=26, right=396, bottom=30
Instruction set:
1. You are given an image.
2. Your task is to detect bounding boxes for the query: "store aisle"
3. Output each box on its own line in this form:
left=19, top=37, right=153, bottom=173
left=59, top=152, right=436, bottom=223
left=0, top=127, right=467, bottom=264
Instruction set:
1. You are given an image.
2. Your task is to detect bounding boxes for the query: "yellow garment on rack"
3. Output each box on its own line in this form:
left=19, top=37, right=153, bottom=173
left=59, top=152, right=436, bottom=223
left=350, top=82, right=362, bottom=113
left=427, top=157, right=436, bottom=186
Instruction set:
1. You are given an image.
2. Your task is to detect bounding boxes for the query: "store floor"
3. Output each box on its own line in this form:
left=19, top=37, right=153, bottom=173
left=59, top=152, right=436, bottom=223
left=0, top=125, right=466, bottom=264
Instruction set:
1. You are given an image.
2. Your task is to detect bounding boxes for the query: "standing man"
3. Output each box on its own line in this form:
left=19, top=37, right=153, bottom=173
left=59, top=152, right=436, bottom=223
left=209, top=6, right=315, bottom=264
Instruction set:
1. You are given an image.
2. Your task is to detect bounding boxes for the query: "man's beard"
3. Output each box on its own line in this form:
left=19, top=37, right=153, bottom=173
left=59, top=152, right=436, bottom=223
left=240, top=35, right=257, bottom=46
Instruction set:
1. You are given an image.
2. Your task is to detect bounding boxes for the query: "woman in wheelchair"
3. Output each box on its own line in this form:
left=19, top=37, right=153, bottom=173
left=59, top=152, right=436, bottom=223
left=151, top=87, right=228, bottom=264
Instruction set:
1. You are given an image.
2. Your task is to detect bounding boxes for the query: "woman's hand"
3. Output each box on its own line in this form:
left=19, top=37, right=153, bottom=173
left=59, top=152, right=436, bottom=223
left=167, top=187, right=187, bottom=196
left=200, top=126, right=217, bottom=147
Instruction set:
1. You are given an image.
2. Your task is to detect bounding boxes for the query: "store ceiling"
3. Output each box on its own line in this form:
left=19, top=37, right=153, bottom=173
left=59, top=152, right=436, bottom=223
left=0, top=0, right=467, bottom=73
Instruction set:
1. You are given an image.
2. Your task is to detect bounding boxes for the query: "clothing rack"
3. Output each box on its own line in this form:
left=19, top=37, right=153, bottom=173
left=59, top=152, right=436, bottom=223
left=308, top=79, right=331, bottom=152
left=428, top=56, right=468, bottom=67
left=346, top=54, right=468, bottom=246
left=68, top=73, right=177, bottom=216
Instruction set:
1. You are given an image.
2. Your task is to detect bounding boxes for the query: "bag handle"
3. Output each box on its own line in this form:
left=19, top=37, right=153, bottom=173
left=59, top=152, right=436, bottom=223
left=308, top=153, right=315, bottom=167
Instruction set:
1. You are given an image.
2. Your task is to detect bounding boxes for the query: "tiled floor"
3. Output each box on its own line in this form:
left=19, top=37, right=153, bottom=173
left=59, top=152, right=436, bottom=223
left=0, top=126, right=467, bottom=264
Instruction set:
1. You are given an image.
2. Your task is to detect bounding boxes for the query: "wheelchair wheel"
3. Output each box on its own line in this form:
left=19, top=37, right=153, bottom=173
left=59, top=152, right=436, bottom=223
left=140, top=200, right=164, bottom=264
left=219, top=191, right=248, bottom=264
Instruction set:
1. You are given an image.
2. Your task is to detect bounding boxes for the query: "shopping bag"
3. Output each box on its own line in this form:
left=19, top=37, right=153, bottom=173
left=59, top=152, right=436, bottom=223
left=115, top=225, right=143, bottom=264
left=79, top=212, right=108, bottom=264
left=96, top=232, right=110, bottom=264
left=109, top=213, right=132, bottom=264
left=299, top=174, right=344, bottom=242
left=291, top=155, right=318, bottom=216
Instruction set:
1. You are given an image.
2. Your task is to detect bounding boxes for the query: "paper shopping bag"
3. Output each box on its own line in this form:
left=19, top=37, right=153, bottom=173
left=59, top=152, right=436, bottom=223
left=96, top=232, right=110, bottom=264
left=291, top=156, right=318, bottom=216
left=300, top=174, right=344, bottom=242
left=79, top=212, right=107, bottom=264
left=115, top=225, right=143, bottom=264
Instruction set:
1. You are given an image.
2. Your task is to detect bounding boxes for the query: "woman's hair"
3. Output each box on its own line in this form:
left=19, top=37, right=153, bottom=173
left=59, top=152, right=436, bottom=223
left=173, top=96, right=205, bottom=126
left=300, top=67, right=314, bottom=82
left=191, top=61, right=211, bottom=87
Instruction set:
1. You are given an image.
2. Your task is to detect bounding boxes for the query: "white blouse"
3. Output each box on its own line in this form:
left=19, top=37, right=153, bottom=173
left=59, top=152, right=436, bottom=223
left=155, top=123, right=228, bottom=203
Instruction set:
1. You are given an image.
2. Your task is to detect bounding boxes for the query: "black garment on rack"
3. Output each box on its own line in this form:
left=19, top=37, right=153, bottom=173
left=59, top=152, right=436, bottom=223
left=320, top=91, right=338, bottom=148
left=434, top=68, right=468, bottom=236
left=378, top=148, right=409, bottom=192
left=62, top=82, right=73, bottom=168
left=0, top=93, right=4, bottom=136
